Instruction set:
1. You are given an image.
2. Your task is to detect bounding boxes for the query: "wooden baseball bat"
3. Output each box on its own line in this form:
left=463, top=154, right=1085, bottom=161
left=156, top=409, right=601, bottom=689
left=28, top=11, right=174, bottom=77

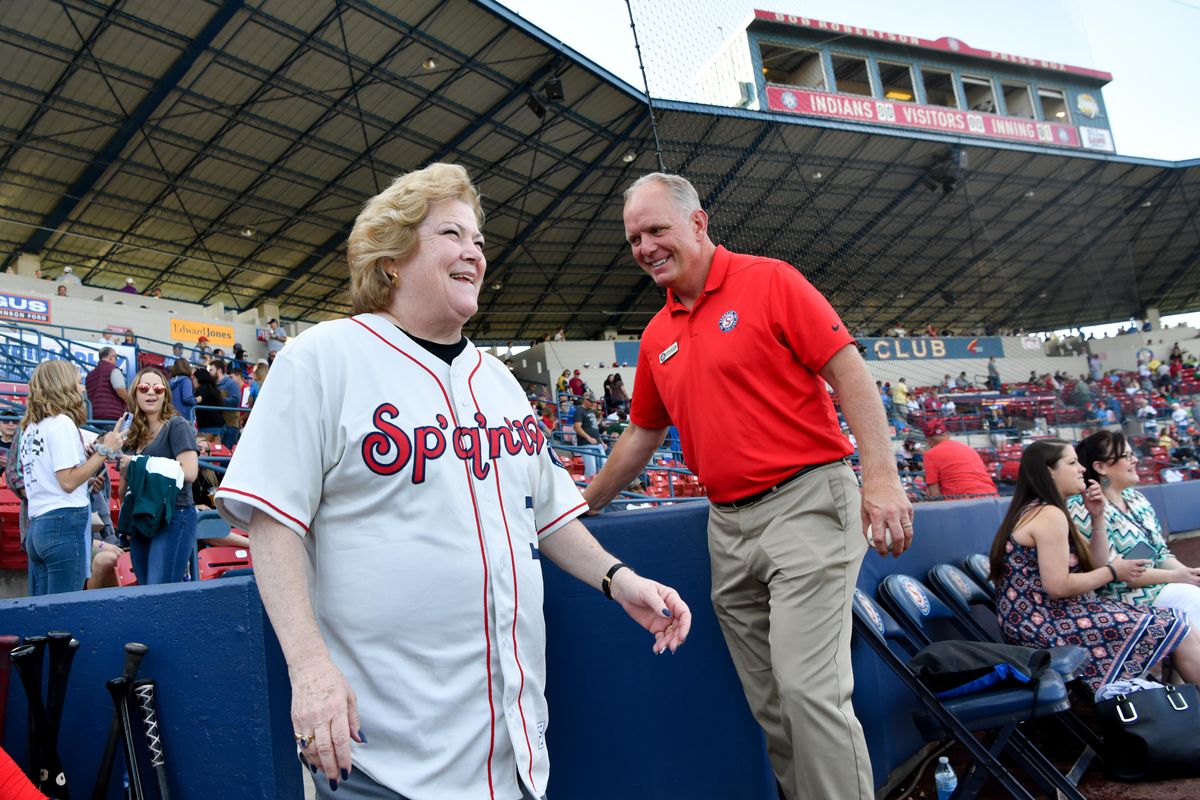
left=105, top=677, right=145, bottom=800
left=0, top=633, right=21, bottom=742
left=45, top=632, right=78, bottom=798
left=132, top=680, right=170, bottom=800
left=91, top=642, right=147, bottom=800
left=11, top=642, right=65, bottom=797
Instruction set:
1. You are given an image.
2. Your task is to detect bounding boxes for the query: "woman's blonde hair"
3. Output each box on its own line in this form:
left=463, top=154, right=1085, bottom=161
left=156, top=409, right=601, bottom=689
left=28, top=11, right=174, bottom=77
left=253, top=363, right=269, bottom=383
left=23, top=359, right=86, bottom=428
left=346, top=162, right=483, bottom=314
left=124, top=367, right=178, bottom=453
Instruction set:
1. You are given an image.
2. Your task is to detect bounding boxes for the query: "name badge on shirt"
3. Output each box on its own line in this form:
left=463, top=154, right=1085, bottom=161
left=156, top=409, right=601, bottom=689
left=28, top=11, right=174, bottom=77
left=659, top=341, right=679, bottom=364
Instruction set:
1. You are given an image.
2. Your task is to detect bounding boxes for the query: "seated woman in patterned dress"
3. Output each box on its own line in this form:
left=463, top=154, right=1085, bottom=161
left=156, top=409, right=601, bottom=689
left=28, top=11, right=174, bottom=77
left=988, top=439, right=1200, bottom=693
left=1067, top=430, right=1200, bottom=624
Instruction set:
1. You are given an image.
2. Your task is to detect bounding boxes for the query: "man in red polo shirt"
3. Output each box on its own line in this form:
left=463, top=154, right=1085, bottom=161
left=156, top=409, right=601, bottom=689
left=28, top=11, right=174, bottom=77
left=584, top=173, right=912, bottom=800
left=922, top=422, right=999, bottom=499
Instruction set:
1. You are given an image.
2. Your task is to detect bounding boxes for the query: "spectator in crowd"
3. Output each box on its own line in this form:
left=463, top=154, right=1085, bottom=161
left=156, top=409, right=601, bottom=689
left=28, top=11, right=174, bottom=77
left=87, top=540, right=122, bottom=590
left=940, top=396, right=956, bottom=416
left=989, top=439, right=1199, bottom=691
left=119, top=367, right=198, bottom=584
left=209, top=359, right=242, bottom=448
left=1069, top=431, right=1200, bottom=623
left=1027, top=370, right=1038, bottom=384
left=941, top=374, right=954, bottom=392
left=568, top=369, right=585, bottom=398
left=214, top=162, right=690, bottom=795
left=986, top=357, right=1000, bottom=391
left=0, top=412, right=16, bottom=459
left=149, top=287, right=163, bottom=299
left=20, top=360, right=126, bottom=595
left=573, top=394, right=606, bottom=477
left=954, top=371, right=970, bottom=389
left=122, top=331, right=137, bottom=348
left=1088, top=354, right=1102, bottom=381
left=193, top=367, right=225, bottom=442
left=85, top=347, right=129, bottom=423
left=1171, top=402, right=1190, bottom=429
left=195, top=336, right=212, bottom=359
left=555, top=369, right=570, bottom=398
left=266, top=319, right=288, bottom=361
left=56, top=285, right=67, bottom=297
left=97, top=330, right=120, bottom=346
left=249, top=360, right=269, bottom=407
left=922, top=422, right=998, bottom=499
left=1070, top=377, right=1092, bottom=407
left=119, top=277, right=138, bottom=294
left=169, top=359, right=197, bottom=422
left=605, top=408, right=630, bottom=444
left=164, top=341, right=186, bottom=369
left=891, top=377, right=909, bottom=420
left=583, top=172, right=910, bottom=800
left=603, top=374, right=616, bottom=408
left=230, top=343, right=248, bottom=375
left=56, top=266, right=81, bottom=286
left=898, top=438, right=922, bottom=472
left=610, top=372, right=628, bottom=410
left=552, top=326, right=566, bottom=341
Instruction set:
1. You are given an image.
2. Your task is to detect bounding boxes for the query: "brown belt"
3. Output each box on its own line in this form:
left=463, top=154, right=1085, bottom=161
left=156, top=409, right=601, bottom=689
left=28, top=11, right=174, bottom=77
left=711, top=459, right=848, bottom=510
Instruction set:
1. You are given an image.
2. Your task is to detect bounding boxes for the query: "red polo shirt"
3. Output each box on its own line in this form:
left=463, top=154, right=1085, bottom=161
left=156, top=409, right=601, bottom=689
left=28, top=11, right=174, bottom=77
left=630, top=246, right=854, bottom=502
left=923, top=439, right=999, bottom=498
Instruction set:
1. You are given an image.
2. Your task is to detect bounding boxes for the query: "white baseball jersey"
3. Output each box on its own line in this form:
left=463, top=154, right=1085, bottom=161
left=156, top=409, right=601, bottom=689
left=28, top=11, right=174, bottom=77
left=216, top=314, right=587, bottom=800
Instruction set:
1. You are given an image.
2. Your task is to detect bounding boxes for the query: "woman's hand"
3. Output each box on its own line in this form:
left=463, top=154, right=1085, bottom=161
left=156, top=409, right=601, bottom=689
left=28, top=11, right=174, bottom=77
left=290, top=656, right=364, bottom=785
left=1170, top=567, right=1200, bottom=587
left=609, top=570, right=692, bottom=655
left=1082, top=479, right=1106, bottom=518
left=1112, top=556, right=1149, bottom=583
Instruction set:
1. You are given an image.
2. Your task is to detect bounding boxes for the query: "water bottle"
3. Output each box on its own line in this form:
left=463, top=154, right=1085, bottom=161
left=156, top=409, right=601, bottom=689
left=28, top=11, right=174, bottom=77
left=934, top=756, right=958, bottom=800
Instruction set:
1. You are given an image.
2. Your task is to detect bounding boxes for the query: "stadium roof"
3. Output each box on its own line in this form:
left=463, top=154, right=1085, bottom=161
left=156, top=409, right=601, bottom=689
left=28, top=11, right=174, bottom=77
left=1, top=0, right=1197, bottom=341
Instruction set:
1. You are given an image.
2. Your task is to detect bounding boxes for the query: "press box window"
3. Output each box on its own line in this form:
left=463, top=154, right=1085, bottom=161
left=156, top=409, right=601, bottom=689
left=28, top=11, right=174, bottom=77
left=830, top=54, right=872, bottom=96
left=1000, top=81, right=1035, bottom=118
left=921, top=67, right=957, bottom=108
left=759, top=44, right=826, bottom=90
left=1039, top=88, right=1069, bottom=122
left=962, top=75, right=996, bottom=113
left=879, top=62, right=915, bottom=102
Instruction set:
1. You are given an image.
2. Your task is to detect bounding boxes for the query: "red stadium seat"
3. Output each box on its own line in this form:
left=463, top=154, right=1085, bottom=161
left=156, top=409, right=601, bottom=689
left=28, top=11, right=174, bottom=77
left=0, top=504, right=24, bottom=570
left=115, top=551, right=137, bottom=587
left=197, top=546, right=253, bottom=580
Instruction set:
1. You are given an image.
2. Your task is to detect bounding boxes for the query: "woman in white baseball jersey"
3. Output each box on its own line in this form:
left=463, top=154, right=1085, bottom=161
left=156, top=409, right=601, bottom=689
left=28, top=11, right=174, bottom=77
left=216, top=163, right=691, bottom=799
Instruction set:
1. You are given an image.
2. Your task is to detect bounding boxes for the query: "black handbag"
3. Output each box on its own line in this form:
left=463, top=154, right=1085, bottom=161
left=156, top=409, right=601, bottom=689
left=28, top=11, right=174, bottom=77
left=1094, top=683, right=1200, bottom=781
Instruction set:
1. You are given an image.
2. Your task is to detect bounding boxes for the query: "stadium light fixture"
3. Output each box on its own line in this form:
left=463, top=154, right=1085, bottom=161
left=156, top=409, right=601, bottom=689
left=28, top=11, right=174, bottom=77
left=422, top=57, right=437, bottom=71
left=1140, top=199, right=1153, bottom=208
left=622, top=150, right=637, bottom=163
left=543, top=76, right=564, bottom=102
left=1023, top=189, right=1036, bottom=198
left=240, top=226, right=256, bottom=238
left=811, top=171, right=823, bottom=181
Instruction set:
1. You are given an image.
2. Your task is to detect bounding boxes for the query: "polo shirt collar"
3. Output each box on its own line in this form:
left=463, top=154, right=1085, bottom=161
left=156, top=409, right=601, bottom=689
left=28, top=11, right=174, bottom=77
left=667, top=245, right=732, bottom=312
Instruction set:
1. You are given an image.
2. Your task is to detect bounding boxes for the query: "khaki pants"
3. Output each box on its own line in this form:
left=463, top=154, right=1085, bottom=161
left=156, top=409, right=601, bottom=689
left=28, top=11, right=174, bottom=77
left=708, top=461, right=872, bottom=800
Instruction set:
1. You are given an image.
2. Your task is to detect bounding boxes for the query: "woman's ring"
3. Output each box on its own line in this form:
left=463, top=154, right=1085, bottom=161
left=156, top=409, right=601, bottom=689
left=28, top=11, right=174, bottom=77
left=294, top=732, right=314, bottom=749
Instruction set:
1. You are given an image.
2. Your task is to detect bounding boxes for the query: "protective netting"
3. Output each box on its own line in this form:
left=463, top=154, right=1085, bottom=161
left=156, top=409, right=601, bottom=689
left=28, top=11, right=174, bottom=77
left=619, top=0, right=1186, bottom=336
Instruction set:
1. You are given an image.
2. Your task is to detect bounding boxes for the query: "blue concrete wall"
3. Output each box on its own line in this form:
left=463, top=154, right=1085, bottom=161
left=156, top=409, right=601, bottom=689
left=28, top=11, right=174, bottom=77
left=0, top=480, right=1195, bottom=798
left=0, top=578, right=298, bottom=800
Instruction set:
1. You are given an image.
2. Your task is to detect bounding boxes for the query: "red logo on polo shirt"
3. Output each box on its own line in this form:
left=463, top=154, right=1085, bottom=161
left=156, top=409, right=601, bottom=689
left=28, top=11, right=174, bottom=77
left=718, top=310, right=739, bottom=332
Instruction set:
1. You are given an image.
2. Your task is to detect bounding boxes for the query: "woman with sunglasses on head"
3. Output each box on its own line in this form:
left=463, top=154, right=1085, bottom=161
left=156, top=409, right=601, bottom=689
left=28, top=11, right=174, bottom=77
left=990, top=439, right=1200, bottom=691
left=1068, top=430, right=1200, bottom=624
left=20, top=360, right=127, bottom=595
left=119, top=367, right=199, bottom=584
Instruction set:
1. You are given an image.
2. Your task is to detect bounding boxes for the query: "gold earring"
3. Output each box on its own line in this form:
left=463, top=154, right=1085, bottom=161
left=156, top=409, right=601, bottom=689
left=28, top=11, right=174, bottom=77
left=388, top=273, right=398, bottom=282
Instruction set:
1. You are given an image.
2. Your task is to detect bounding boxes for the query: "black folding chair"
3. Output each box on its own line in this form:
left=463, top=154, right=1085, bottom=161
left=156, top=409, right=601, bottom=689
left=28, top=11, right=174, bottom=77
left=852, top=589, right=1064, bottom=800
left=876, top=575, right=1089, bottom=799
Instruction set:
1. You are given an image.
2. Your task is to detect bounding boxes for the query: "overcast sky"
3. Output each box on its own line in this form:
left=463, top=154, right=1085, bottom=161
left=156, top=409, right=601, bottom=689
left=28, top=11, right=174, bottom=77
left=501, top=0, right=1199, bottom=163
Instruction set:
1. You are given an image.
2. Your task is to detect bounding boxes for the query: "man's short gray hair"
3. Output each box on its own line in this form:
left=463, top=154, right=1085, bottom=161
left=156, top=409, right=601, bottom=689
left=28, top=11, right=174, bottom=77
left=624, top=173, right=702, bottom=216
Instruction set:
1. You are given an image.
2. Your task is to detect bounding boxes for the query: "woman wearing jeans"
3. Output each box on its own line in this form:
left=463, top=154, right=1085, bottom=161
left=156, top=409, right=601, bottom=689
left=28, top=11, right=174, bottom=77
left=119, top=367, right=199, bottom=584
left=20, top=360, right=126, bottom=595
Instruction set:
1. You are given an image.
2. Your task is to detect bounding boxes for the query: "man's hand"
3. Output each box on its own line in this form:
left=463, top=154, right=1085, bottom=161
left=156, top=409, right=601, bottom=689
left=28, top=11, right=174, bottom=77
left=861, top=477, right=913, bottom=558
left=608, top=569, right=692, bottom=655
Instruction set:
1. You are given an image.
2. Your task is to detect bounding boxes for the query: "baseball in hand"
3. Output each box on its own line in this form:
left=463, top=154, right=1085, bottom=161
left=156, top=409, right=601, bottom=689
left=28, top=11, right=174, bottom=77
left=865, top=524, right=892, bottom=549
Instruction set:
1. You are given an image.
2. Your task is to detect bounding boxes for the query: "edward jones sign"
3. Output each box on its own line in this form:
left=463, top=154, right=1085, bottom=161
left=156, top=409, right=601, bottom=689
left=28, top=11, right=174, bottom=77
left=169, top=319, right=234, bottom=347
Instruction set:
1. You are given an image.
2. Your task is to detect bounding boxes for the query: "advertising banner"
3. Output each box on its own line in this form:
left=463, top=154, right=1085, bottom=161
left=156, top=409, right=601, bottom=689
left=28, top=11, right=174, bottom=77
left=169, top=319, right=235, bottom=347
left=0, top=293, right=51, bottom=324
left=861, top=336, right=1003, bottom=361
left=765, top=85, right=1083, bottom=148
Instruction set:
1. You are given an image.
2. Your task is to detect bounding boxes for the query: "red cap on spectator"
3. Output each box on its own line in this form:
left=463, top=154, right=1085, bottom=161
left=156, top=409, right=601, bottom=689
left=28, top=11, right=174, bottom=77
left=924, top=422, right=946, bottom=437
left=573, top=369, right=580, bottom=375
left=198, top=336, right=208, bottom=342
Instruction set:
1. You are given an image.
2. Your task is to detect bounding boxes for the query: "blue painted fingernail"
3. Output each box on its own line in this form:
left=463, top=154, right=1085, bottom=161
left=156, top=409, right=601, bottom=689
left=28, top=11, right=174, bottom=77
left=661, top=608, right=672, bottom=617
left=341, top=769, right=349, bottom=781
left=329, top=779, right=338, bottom=791
left=358, top=729, right=367, bottom=743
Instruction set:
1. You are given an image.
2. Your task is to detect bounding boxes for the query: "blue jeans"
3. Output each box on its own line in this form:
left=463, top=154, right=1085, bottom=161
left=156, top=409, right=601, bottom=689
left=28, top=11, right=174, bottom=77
left=26, top=505, right=90, bottom=596
left=578, top=443, right=606, bottom=477
left=130, top=506, right=197, bottom=585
